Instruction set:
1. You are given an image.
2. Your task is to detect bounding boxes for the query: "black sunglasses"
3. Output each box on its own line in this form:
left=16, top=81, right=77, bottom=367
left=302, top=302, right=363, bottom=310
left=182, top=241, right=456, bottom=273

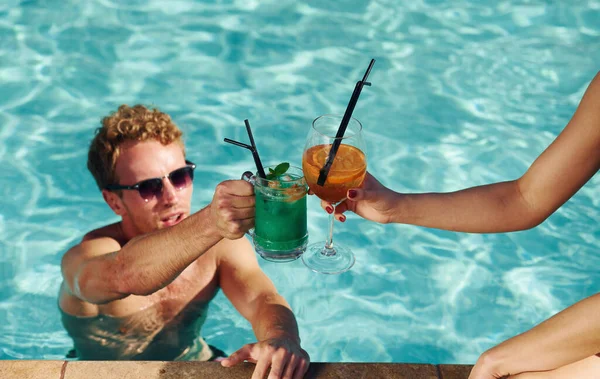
left=105, top=160, right=196, bottom=202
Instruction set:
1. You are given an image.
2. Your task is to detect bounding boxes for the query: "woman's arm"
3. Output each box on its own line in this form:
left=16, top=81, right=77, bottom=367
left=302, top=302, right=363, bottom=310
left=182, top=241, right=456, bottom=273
left=332, top=71, right=600, bottom=233
left=471, top=293, right=600, bottom=378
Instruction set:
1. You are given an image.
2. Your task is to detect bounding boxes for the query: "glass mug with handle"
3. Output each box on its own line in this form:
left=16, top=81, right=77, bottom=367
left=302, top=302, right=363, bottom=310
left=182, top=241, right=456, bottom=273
left=242, top=164, right=309, bottom=262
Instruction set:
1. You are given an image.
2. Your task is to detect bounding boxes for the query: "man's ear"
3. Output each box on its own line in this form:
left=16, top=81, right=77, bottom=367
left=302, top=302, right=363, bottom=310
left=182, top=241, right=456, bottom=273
left=102, top=189, right=126, bottom=216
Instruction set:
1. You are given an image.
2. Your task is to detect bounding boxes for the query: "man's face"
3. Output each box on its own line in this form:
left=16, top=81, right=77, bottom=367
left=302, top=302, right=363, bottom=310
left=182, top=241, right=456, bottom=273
left=109, top=140, right=193, bottom=236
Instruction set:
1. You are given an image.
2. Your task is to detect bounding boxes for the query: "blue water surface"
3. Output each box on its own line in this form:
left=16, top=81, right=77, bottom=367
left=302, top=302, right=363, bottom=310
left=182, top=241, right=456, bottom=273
left=0, top=0, right=599, bottom=364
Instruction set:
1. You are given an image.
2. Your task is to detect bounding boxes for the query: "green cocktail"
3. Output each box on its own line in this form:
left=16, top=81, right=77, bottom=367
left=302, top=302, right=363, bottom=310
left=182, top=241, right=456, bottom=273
left=249, top=165, right=308, bottom=262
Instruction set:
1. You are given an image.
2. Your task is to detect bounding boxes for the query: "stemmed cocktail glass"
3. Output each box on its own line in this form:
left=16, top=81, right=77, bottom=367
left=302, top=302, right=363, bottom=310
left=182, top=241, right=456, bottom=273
left=301, top=114, right=367, bottom=274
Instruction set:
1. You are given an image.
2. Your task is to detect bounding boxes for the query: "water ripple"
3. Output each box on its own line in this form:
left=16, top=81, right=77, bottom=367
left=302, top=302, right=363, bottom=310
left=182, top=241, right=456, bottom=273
left=0, top=0, right=599, bottom=364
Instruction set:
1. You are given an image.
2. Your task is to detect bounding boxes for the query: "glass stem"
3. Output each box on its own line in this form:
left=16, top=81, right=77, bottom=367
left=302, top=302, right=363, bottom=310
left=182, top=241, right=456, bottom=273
left=323, top=210, right=336, bottom=256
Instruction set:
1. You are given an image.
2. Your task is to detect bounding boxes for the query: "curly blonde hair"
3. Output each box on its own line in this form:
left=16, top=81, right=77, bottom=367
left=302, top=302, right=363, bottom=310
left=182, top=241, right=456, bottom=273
left=88, top=104, right=185, bottom=190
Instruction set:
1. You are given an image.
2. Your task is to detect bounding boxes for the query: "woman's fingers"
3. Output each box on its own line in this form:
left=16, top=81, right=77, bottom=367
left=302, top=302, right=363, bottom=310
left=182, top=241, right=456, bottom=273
left=333, top=202, right=349, bottom=222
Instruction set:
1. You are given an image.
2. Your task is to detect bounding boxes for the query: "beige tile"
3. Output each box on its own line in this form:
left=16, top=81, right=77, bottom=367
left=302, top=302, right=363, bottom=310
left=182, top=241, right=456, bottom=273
left=0, top=360, right=65, bottom=379
left=0, top=360, right=445, bottom=379
left=64, top=361, right=165, bottom=379
left=64, top=361, right=261, bottom=379
left=153, top=362, right=440, bottom=379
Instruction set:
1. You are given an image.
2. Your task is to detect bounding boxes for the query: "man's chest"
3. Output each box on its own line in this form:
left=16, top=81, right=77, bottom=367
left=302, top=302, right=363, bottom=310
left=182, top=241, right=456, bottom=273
left=102, top=260, right=219, bottom=319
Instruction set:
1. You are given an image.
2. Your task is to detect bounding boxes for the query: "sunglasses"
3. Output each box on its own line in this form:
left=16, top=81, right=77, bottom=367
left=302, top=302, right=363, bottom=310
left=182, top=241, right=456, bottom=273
left=105, top=160, right=196, bottom=202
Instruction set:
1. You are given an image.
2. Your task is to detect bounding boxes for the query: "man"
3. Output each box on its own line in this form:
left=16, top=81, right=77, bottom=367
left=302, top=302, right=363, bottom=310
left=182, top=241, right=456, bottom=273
left=59, top=104, right=310, bottom=379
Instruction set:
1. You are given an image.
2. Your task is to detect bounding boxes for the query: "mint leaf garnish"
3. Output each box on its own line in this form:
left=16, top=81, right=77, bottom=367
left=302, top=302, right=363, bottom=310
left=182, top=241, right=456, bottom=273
left=265, top=162, right=290, bottom=180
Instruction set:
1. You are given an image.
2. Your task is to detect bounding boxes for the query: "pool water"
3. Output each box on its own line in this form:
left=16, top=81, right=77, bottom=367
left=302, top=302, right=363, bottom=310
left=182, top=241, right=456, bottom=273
left=1, top=0, right=599, bottom=364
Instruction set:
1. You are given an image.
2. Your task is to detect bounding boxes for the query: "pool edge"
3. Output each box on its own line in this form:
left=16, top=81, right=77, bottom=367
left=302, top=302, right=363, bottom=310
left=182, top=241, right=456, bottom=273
left=0, top=360, right=473, bottom=378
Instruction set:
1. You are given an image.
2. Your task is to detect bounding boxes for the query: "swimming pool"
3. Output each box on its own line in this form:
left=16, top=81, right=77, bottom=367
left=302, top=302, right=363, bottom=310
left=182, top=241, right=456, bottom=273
left=0, top=0, right=599, bottom=364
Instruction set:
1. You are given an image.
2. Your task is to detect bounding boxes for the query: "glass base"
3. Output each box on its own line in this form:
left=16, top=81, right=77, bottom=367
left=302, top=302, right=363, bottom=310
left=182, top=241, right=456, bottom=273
left=257, top=249, right=304, bottom=263
left=253, top=234, right=308, bottom=263
left=301, top=242, right=355, bottom=274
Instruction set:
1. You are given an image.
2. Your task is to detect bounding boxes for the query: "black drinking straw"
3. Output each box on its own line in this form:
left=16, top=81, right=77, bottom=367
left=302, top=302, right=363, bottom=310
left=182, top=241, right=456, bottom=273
left=316, top=59, right=375, bottom=186
left=224, top=119, right=267, bottom=179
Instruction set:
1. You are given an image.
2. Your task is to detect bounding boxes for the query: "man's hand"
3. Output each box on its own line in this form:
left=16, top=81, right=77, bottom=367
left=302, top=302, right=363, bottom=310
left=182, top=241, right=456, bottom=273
left=319, top=172, right=399, bottom=224
left=210, top=180, right=255, bottom=239
left=221, top=336, right=310, bottom=379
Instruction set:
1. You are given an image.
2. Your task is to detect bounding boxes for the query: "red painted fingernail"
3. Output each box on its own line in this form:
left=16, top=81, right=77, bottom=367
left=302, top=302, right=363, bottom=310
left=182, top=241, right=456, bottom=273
left=326, top=206, right=333, bottom=214
left=348, top=190, right=357, bottom=199
left=340, top=215, right=346, bottom=222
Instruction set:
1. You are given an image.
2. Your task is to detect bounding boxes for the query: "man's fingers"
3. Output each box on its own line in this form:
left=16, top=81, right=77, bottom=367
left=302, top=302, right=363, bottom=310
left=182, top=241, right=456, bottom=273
left=267, top=350, right=290, bottom=379
left=212, top=180, right=256, bottom=210
left=282, top=355, right=297, bottom=379
left=229, top=194, right=256, bottom=209
left=214, top=194, right=255, bottom=210
left=218, top=217, right=255, bottom=239
left=216, top=211, right=255, bottom=226
left=218, top=179, right=255, bottom=197
left=251, top=356, right=271, bottom=379
left=221, top=344, right=252, bottom=367
left=228, top=207, right=255, bottom=220
left=267, top=361, right=286, bottom=379
left=292, top=359, right=309, bottom=379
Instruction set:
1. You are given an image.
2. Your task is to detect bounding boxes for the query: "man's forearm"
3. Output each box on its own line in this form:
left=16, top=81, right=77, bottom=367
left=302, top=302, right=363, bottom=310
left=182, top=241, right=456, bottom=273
left=251, top=295, right=300, bottom=343
left=392, top=180, right=541, bottom=233
left=115, top=205, right=222, bottom=295
left=487, top=293, right=600, bottom=375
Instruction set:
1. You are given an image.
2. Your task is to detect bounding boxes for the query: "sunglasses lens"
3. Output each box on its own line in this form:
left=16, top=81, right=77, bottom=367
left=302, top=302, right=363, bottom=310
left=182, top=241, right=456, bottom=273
left=138, top=179, right=163, bottom=200
left=170, top=167, right=194, bottom=189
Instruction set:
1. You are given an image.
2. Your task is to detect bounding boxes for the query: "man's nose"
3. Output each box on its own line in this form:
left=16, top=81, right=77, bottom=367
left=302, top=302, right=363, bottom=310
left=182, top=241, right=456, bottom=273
left=160, top=178, right=179, bottom=204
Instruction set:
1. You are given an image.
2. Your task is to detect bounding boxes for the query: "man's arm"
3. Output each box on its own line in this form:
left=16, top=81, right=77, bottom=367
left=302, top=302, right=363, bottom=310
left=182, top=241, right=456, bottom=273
left=62, top=180, right=255, bottom=305
left=335, top=71, right=600, bottom=232
left=217, top=237, right=300, bottom=342
left=62, top=206, right=220, bottom=304
left=216, top=237, right=309, bottom=379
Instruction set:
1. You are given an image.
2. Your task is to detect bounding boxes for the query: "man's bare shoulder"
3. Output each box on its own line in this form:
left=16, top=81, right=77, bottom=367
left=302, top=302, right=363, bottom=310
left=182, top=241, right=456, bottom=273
left=60, top=223, right=124, bottom=303
left=62, top=223, right=123, bottom=269
left=81, top=222, right=124, bottom=243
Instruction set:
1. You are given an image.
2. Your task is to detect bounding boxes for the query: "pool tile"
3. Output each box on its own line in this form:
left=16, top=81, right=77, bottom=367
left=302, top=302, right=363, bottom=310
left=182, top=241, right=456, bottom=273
left=0, top=360, right=65, bottom=379
left=437, top=364, right=473, bottom=379
left=0, top=360, right=458, bottom=378
left=64, top=361, right=165, bottom=379
left=152, top=361, right=442, bottom=379
left=304, top=363, right=439, bottom=378
left=157, top=361, right=256, bottom=378
left=63, top=361, right=441, bottom=378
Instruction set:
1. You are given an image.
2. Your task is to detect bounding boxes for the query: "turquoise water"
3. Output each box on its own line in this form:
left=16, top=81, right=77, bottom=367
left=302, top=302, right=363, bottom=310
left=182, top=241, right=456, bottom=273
left=1, top=0, right=599, bottom=364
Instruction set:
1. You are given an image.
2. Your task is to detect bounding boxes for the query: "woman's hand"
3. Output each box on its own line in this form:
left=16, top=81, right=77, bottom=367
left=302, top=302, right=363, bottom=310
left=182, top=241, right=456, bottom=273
left=317, top=172, right=400, bottom=224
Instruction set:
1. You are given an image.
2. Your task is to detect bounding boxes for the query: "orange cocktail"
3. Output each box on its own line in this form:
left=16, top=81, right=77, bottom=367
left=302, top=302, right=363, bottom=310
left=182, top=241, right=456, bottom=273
left=301, top=114, right=365, bottom=274
left=302, top=144, right=366, bottom=203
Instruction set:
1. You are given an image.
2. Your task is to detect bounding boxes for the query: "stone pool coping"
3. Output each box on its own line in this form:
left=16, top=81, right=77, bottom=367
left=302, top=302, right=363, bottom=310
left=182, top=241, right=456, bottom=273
left=0, top=360, right=473, bottom=378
